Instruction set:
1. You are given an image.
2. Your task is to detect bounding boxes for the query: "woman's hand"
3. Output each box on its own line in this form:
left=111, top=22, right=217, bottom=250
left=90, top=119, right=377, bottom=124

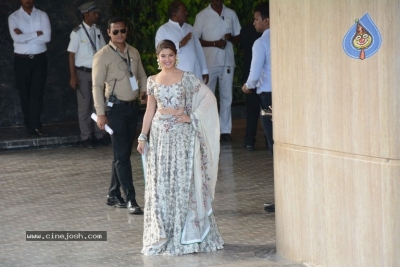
left=137, top=142, right=146, bottom=154
left=174, top=113, right=191, bottom=123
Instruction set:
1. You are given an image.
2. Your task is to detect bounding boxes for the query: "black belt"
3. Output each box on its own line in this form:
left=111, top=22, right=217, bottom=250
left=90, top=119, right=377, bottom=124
left=14, top=52, right=46, bottom=59
left=108, top=99, right=137, bottom=106
left=76, top=66, right=92, bottom=73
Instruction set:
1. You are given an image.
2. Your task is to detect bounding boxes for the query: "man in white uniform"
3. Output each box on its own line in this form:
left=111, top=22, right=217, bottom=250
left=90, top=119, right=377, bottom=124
left=155, top=0, right=209, bottom=84
left=67, top=1, right=107, bottom=148
left=194, top=0, right=241, bottom=142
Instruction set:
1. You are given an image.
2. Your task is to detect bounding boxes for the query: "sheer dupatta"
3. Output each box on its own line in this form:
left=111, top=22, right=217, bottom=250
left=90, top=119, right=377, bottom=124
left=181, top=73, right=220, bottom=244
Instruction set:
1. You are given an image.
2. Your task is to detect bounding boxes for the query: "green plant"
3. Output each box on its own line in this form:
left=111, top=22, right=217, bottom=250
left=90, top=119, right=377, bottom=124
left=112, top=0, right=265, bottom=101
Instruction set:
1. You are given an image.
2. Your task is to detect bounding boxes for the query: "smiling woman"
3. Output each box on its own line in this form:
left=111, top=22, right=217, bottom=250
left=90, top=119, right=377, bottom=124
left=137, top=39, right=224, bottom=255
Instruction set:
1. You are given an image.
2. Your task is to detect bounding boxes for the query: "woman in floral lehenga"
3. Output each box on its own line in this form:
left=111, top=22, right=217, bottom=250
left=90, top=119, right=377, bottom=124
left=137, top=40, right=224, bottom=255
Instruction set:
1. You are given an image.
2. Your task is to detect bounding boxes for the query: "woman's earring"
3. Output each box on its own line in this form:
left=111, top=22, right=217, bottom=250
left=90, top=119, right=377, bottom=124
left=175, top=57, right=179, bottom=67
left=157, top=59, right=161, bottom=70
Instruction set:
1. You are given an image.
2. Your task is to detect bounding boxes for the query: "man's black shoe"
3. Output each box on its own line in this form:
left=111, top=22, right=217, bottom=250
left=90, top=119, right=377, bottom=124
left=106, top=195, right=127, bottom=208
left=264, top=202, right=275, bottom=213
left=220, top=133, right=232, bottom=142
left=96, top=137, right=111, bottom=147
left=82, top=138, right=94, bottom=149
left=246, top=145, right=254, bottom=151
left=30, top=128, right=48, bottom=136
left=128, top=200, right=143, bottom=215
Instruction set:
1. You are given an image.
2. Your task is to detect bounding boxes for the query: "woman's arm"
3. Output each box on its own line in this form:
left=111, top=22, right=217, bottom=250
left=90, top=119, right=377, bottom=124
left=137, top=94, right=156, bottom=154
left=141, top=95, right=156, bottom=136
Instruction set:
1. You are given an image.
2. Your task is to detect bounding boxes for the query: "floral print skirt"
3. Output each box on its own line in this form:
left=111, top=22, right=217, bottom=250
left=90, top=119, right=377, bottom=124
left=142, top=112, right=224, bottom=255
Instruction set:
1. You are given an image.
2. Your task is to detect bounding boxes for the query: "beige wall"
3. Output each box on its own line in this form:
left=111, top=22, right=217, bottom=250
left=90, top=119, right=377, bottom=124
left=271, top=0, right=399, bottom=266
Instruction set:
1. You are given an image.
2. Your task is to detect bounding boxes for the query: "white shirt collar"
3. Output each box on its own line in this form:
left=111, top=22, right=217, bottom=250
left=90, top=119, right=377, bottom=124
left=207, top=4, right=226, bottom=14
left=82, top=21, right=96, bottom=29
left=168, top=19, right=186, bottom=28
left=19, top=6, right=37, bottom=14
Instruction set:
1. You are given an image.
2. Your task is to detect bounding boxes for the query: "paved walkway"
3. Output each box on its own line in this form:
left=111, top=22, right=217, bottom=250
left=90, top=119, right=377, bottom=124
left=0, top=119, right=304, bottom=267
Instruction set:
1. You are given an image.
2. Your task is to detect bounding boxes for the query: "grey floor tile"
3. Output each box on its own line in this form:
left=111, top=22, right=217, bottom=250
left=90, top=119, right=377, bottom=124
left=0, top=119, right=303, bottom=267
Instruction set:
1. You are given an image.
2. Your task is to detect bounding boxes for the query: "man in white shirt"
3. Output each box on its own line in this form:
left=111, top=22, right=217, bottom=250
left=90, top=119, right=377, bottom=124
left=194, top=0, right=241, bottom=142
left=241, top=2, right=274, bottom=212
left=8, top=0, right=51, bottom=136
left=155, top=1, right=209, bottom=84
left=67, top=1, right=107, bottom=148
left=242, top=2, right=273, bottom=154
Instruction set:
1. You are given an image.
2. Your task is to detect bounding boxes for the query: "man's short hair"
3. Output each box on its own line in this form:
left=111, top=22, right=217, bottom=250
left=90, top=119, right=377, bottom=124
left=254, top=2, right=269, bottom=20
left=107, top=17, right=126, bottom=29
left=168, top=0, right=184, bottom=18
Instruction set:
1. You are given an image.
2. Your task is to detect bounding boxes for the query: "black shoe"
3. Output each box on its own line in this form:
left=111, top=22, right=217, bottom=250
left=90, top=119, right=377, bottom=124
left=245, top=145, right=254, bottom=151
left=128, top=200, right=143, bottom=215
left=82, top=138, right=94, bottom=149
left=96, top=137, right=111, bottom=147
left=264, top=202, right=275, bottom=212
left=30, top=128, right=48, bottom=136
left=106, top=195, right=127, bottom=208
left=220, top=133, right=232, bottom=142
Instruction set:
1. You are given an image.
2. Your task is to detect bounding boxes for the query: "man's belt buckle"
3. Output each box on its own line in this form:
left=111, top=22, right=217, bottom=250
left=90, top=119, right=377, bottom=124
left=29, top=55, right=34, bottom=59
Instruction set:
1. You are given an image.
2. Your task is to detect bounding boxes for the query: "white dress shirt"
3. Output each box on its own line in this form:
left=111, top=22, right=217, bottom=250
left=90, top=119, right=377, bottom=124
left=193, top=4, right=241, bottom=68
left=8, top=6, right=51, bottom=55
left=155, top=20, right=208, bottom=80
left=246, top=29, right=271, bottom=94
left=67, top=22, right=106, bottom=68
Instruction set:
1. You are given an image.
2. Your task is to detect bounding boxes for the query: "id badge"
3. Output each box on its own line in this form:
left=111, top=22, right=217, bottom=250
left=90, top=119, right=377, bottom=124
left=107, top=102, right=114, bottom=107
left=129, top=76, right=138, bottom=91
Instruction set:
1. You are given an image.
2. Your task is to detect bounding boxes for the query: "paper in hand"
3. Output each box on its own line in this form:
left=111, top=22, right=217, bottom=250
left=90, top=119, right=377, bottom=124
left=91, top=113, right=114, bottom=135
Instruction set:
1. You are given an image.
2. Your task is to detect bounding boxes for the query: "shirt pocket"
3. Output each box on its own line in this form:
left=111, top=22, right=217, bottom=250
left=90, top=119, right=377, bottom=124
left=34, top=22, right=42, bottom=32
left=224, top=18, right=232, bottom=34
left=109, top=62, right=128, bottom=82
left=80, top=39, right=93, bottom=54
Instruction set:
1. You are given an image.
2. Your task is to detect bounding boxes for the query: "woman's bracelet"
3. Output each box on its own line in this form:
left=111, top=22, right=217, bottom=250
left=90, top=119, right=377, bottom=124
left=138, top=133, right=147, bottom=142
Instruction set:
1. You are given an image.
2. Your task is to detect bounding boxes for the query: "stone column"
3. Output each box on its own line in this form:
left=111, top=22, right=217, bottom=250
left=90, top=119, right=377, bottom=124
left=271, top=0, right=399, bottom=266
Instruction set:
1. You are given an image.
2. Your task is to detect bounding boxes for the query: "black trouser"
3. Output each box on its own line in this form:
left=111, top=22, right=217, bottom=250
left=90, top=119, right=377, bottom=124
left=106, top=103, right=139, bottom=203
left=259, top=92, right=274, bottom=155
left=13, top=53, right=48, bottom=131
left=244, top=92, right=261, bottom=147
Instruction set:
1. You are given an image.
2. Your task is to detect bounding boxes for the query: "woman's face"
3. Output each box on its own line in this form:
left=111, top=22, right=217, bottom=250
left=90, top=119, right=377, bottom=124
left=158, top=48, right=176, bottom=69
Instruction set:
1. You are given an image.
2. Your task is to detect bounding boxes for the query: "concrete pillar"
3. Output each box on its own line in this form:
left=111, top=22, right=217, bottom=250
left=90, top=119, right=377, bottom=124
left=271, top=0, right=400, bottom=266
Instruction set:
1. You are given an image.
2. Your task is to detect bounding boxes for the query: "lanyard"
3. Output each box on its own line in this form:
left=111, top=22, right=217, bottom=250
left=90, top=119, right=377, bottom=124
left=81, top=23, right=97, bottom=53
left=110, top=45, right=133, bottom=77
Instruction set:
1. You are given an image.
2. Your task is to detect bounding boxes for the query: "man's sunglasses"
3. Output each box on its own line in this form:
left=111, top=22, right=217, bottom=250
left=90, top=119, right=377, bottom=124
left=112, top=28, right=127, bottom=35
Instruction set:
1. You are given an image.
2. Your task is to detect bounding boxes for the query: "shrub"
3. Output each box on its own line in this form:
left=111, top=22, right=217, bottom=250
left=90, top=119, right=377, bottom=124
left=112, top=0, right=264, bottom=101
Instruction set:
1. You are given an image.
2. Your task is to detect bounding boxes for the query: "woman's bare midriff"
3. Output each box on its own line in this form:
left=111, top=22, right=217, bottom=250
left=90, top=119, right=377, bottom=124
left=157, top=107, right=185, bottom=115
